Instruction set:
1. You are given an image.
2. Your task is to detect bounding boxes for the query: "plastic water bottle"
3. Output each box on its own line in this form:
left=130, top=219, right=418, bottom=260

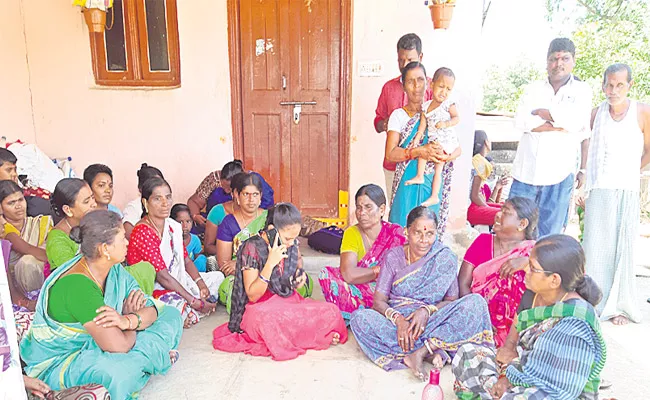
left=421, top=369, right=444, bottom=400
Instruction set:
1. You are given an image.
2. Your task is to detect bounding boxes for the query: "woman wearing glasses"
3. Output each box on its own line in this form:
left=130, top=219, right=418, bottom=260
left=453, top=234, right=606, bottom=399
left=126, top=176, right=224, bottom=328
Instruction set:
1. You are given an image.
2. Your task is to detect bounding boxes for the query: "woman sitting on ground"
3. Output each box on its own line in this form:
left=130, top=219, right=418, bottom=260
left=350, top=206, right=494, bottom=380
left=467, top=130, right=510, bottom=227
left=46, top=178, right=97, bottom=270
left=0, top=181, right=52, bottom=308
left=0, top=248, right=111, bottom=400
left=126, top=177, right=223, bottom=328
left=216, top=172, right=312, bottom=312
left=46, top=178, right=156, bottom=294
left=319, top=184, right=405, bottom=322
left=171, top=203, right=207, bottom=272
left=83, top=164, right=122, bottom=216
left=187, top=159, right=275, bottom=230
left=458, top=197, right=539, bottom=347
left=20, top=209, right=183, bottom=400
left=122, top=163, right=164, bottom=239
left=212, top=203, right=347, bottom=361
left=201, top=162, right=242, bottom=257
left=453, top=234, right=606, bottom=399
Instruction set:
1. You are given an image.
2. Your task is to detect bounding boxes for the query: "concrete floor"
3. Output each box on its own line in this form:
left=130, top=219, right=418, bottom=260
left=140, top=240, right=650, bottom=399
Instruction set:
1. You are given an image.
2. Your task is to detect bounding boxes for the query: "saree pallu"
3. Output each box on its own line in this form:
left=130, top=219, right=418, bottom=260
left=470, top=240, right=536, bottom=347
left=318, top=221, right=405, bottom=322
left=350, top=241, right=493, bottom=371
left=7, top=216, right=53, bottom=294
left=20, top=255, right=183, bottom=400
left=452, top=299, right=606, bottom=400
left=388, top=115, right=453, bottom=236
left=153, top=219, right=224, bottom=325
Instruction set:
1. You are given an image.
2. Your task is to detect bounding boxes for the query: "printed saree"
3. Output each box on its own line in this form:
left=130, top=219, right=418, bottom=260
left=388, top=112, right=453, bottom=236
left=318, top=221, right=405, bottom=322
left=350, top=240, right=494, bottom=371
left=20, top=255, right=183, bottom=400
left=152, top=219, right=224, bottom=326
left=452, top=299, right=607, bottom=400
left=470, top=239, right=536, bottom=347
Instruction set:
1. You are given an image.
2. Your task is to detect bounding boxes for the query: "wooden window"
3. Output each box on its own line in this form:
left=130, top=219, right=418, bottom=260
left=89, top=0, right=180, bottom=87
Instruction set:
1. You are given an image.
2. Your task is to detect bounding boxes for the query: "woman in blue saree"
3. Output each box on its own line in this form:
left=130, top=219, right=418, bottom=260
left=350, top=206, right=494, bottom=380
left=20, top=210, right=183, bottom=400
left=385, top=62, right=456, bottom=235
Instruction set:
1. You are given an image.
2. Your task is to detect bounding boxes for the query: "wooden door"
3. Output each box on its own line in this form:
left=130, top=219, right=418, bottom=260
left=232, top=0, right=349, bottom=217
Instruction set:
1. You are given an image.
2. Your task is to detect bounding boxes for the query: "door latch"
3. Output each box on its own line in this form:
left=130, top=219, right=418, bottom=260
left=279, top=101, right=317, bottom=125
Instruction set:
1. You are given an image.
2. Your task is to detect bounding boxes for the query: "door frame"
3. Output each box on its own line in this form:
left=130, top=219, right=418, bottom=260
left=226, top=0, right=352, bottom=201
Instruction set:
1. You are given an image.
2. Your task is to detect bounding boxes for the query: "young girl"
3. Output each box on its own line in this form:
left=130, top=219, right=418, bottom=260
left=171, top=204, right=207, bottom=272
left=405, top=67, right=461, bottom=207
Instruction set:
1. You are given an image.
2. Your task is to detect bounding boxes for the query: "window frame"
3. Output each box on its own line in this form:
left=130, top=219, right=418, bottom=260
left=88, top=0, right=181, bottom=88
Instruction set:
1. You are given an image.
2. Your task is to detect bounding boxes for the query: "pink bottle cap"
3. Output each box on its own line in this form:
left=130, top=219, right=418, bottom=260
left=429, top=369, right=440, bottom=385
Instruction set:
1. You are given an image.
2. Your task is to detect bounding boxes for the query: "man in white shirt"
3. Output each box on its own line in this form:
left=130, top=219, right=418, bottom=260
left=510, top=38, right=592, bottom=238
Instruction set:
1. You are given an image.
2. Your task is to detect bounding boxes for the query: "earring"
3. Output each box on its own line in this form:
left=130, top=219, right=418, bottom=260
left=518, top=227, right=524, bottom=232
left=105, top=252, right=111, bottom=261
left=144, top=204, right=149, bottom=214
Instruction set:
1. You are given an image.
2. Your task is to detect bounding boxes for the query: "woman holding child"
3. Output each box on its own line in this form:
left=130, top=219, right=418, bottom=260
left=350, top=207, right=494, bottom=380
left=212, top=203, right=347, bottom=361
left=386, top=62, right=458, bottom=235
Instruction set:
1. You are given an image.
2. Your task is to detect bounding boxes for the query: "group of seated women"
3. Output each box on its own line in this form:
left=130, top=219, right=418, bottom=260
left=1, top=148, right=607, bottom=399
left=317, top=184, right=607, bottom=399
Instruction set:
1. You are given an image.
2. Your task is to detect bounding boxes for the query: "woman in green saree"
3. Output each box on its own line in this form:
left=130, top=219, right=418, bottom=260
left=20, top=210, right=183, bottom=400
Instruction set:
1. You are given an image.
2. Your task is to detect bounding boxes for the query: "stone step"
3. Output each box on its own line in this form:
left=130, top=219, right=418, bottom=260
left=299, top=237, right=338, bottom=277
left=488, top=149, right=517, bottom=164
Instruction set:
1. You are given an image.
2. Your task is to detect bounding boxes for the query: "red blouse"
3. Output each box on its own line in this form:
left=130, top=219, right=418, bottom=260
left=127, top=223, right=188, bottom=272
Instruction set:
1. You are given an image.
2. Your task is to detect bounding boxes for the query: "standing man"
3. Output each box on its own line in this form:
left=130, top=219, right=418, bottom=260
left=584, top=63, right=650, bottom=325
left=510, top=38, right=592, bottom=237
left=374, top=33, right=433, bottom=202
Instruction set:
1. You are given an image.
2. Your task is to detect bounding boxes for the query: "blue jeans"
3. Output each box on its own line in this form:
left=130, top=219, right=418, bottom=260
left=508, top=173, right=574, bottom=238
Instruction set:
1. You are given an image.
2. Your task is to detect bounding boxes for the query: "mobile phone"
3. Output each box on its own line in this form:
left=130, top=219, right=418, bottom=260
left=206, top=295, right=218, bottom=304
left=266, top=228, right=282, bottom=246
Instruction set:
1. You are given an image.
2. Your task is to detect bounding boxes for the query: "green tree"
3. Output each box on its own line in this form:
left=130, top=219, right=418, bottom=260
left=548, top=0, right=650, bottom=104
left=482, top=60, right=544, bottom=113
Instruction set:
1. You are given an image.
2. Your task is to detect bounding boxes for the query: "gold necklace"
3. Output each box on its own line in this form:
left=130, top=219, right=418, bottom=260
left=147, top=216, right=163, bottom=238
left=406, top=246, right=412, bottom=265
left=237, top=209, right=258, bottom=227
left=81, top=258, right=104, bottom=294
left=532, top=291, right=568, bottom=308
left=64, top=218, right=73, bottom=231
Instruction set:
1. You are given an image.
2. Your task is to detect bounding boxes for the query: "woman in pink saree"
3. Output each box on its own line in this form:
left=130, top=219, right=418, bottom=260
left=318, top=185, right=405, bottom=322
left=458, top=197, right=539, bottom=347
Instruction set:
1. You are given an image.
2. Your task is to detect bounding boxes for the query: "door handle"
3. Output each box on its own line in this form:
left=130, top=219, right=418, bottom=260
left=280, top=101, right=316, bottom=124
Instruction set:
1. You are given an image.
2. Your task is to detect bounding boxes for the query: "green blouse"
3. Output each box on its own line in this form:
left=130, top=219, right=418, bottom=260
left=47, top=274, right=105, bottom=324
left=46, top=229, right=79, bottom=270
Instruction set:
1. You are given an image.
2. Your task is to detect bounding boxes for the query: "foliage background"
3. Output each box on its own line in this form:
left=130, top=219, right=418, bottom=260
left=481, top=0, right=650, bottom=113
